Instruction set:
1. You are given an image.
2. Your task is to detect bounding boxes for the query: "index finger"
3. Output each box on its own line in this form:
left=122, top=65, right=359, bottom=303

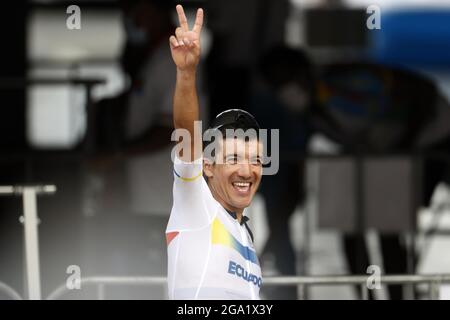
left=176, top=4, right=189, bottom=31
left=192, top=8, right=204, bottom=34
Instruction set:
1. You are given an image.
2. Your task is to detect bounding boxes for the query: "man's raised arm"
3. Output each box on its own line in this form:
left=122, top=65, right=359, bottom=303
left=169, top=5, right=204, bottom=162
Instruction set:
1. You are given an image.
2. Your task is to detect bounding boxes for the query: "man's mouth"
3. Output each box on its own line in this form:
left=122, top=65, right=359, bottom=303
left=232, top=181, right=252, bottom=194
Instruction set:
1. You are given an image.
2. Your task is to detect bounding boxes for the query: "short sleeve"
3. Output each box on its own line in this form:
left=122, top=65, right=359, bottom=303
left=167, top=156, right=216, bottom=231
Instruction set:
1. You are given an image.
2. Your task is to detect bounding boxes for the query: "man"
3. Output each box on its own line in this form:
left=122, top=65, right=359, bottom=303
left=166, top=5, right=264, bottom=299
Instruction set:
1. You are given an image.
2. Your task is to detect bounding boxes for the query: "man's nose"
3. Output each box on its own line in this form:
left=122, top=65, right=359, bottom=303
left=237, top=162, right=252, bottom=178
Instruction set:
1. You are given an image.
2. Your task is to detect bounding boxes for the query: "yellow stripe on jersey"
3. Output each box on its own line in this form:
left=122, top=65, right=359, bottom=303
left=173, top=169, right=202, bottom=182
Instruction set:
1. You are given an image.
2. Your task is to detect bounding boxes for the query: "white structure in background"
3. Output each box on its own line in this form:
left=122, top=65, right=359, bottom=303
left=417, top=183, right=450, bottom=300
left=26, top=8, right=125, bottom=149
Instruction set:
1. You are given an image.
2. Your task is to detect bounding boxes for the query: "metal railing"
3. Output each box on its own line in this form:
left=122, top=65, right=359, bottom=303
left=46, top=274, right=450, bottom=300
left=0, top=282, right=23, bottom=300
left=0, top=185, right=57, bottom=300
left=47, top=276, right=167, bottom=300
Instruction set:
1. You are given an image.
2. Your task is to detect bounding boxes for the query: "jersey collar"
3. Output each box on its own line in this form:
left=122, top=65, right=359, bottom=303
left=225, top=209, right=254, bottom=243
left=225, top=209, right=249, bottom=226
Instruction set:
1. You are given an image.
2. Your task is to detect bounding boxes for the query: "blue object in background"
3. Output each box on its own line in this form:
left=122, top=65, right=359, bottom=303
left=370, top=9, right=450, bottom=68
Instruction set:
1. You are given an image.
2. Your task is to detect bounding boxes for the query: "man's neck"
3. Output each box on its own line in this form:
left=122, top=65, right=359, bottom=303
left=207, top=181, right=244, bottom=222
left=220, top=201, right=244, bottom=223
left=228, top=208, right=244, bottom=223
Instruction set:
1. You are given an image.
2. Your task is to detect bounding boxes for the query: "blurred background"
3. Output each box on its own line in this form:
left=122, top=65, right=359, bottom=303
left=1, top=0, right=450, bottom=300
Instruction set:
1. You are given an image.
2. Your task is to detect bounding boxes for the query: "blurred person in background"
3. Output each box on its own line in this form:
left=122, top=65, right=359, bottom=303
left=205, top=0, right=289, bottom=123
left=92, top=0, right=176, bottom=155
left=85, top=0, right=179, bottom=221
left=250, top=45, right=315, bottom=299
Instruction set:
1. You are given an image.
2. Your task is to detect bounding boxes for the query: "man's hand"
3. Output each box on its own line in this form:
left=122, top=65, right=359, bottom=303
left=169, top=5, right=203, bottom=72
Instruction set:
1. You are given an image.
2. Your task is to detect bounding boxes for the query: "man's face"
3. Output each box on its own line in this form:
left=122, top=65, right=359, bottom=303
left=204, top=138, right=263, bottom=213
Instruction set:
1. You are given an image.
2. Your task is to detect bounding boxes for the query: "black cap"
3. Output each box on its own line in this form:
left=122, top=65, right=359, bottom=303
left=209, top=109, right=260, bottom=132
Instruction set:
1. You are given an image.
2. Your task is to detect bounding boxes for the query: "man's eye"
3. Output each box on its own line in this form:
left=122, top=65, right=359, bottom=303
left=226, top=156, right=238, bottom=164
left=251, top=158, right=262, bottom=165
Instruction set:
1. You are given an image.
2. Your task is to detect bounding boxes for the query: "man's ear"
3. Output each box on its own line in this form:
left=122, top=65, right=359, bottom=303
left=203, top=158, right=214, bottom=178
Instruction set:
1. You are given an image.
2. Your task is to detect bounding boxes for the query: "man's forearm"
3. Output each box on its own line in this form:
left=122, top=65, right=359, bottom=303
left=173, top=69, right=202, bottom=161
left=173, top=70, right=199, bottom=132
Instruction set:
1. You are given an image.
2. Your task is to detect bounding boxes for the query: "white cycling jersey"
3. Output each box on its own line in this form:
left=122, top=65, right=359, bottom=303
left=166, top=156, right=262, bottom=300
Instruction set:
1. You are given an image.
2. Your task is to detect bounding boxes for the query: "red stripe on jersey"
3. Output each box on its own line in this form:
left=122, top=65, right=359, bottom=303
left=166, top=231, right=180, bottom=246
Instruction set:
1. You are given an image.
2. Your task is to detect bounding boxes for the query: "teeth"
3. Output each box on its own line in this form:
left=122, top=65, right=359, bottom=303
left=233, top=182, right=251, bottom=193
left=233, top=182, right=250, bottom=187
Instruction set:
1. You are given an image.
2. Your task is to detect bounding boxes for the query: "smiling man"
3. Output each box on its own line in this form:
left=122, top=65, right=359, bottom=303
left=166, top=5, right=264, bottom=299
